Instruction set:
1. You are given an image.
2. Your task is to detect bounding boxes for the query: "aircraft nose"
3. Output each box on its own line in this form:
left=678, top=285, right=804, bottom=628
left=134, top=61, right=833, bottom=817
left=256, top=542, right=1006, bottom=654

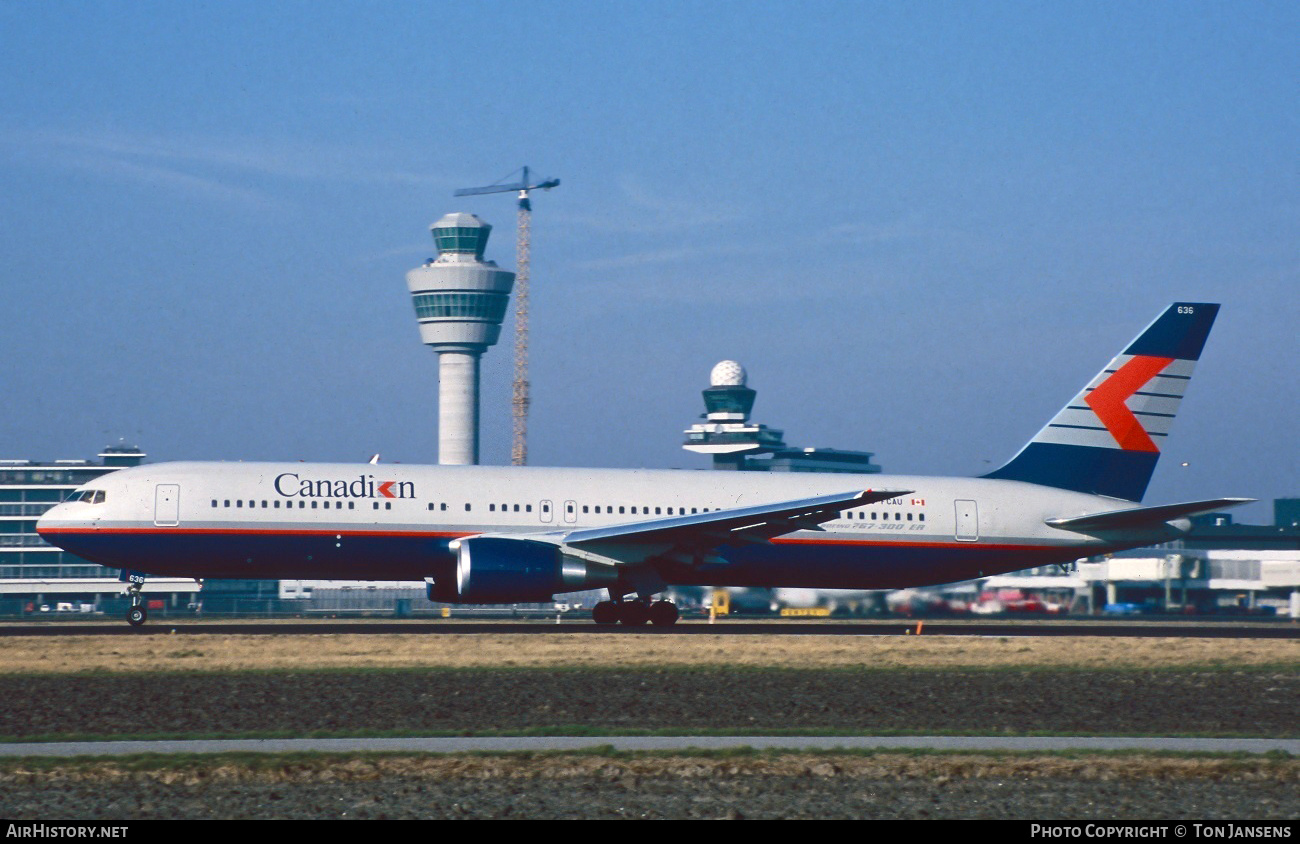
left=35, top=505, right=62, bottom=540
left=36, top=500, right=86, bottom=541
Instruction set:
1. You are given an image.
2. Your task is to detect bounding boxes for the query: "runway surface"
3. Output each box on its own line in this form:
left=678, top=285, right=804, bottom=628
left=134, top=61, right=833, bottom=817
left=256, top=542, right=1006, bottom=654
left=3, top=734, right=1297, bottom=758
left=1, top=619, right=1296, bottom=637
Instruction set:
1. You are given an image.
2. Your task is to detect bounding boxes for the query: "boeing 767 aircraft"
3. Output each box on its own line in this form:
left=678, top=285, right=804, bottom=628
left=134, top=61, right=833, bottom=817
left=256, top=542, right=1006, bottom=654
left=38, top=303, right=1249, bottom=626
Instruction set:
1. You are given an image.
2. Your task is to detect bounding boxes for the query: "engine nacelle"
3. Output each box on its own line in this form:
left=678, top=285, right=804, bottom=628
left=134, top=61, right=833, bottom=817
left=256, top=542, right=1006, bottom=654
left=442, top=537, right=619, bottom=604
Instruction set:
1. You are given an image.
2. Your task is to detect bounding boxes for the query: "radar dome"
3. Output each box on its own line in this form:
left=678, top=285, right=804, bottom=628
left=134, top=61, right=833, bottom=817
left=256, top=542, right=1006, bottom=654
left=710, top=360, right=747, bottom=387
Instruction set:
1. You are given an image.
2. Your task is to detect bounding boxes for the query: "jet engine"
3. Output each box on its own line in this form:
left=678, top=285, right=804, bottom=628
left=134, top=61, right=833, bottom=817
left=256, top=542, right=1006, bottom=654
left=436, top=537, right=619, bottom=604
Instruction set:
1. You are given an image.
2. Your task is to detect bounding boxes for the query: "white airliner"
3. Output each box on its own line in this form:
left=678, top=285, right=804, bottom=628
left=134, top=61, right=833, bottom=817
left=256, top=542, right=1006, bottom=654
left=38, top=303, right=1250, bottom=626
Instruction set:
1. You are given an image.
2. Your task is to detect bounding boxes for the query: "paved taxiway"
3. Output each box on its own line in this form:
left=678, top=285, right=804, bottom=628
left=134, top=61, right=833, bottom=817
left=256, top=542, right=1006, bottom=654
left=3, top=735, right=1298, bottom=758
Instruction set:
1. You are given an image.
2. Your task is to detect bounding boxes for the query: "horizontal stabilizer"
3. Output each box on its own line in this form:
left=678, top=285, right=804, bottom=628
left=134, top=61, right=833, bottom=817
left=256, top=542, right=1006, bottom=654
left=1045, top=497, right=1255, bottom=533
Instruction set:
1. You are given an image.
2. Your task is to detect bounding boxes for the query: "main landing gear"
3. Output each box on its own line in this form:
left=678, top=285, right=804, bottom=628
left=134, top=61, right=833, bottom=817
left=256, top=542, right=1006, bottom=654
left=592, top=598, right=679, bottom=627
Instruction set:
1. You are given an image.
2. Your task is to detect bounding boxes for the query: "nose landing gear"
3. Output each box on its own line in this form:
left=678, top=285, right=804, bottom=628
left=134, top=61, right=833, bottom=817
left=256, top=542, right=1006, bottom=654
left=123, top=576, right=147, bottom=627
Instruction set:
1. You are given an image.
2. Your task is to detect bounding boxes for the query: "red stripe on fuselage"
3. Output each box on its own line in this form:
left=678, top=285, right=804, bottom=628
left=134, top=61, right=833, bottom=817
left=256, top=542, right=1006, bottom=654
left=772, top=536, right=1059, bottom=552
left=38, top=526, right=473, bottom=540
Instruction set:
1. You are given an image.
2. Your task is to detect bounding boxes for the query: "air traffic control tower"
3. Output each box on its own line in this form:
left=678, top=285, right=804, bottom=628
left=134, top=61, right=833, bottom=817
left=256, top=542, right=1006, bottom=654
left=682, top=361, right=787, bottom=470
left=407, top=213, right=514, bottom=465
left=683, top=361, right=882, bottom=473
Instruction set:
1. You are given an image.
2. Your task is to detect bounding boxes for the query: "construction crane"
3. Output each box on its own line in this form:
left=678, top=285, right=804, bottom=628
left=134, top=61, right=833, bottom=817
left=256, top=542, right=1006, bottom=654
left=455, top=166, right=560, bottom=466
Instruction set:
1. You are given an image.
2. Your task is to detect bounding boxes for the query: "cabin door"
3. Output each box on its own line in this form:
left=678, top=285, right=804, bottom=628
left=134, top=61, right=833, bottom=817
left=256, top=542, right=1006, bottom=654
left=154, top=484, right=180, bottom=527
left=954, top=499, right=978, bottom=542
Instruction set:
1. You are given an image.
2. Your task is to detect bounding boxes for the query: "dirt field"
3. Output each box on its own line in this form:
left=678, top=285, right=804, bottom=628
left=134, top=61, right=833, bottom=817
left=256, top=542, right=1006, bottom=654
left=3, top=754, right=1297, bottom=820
left=2, top=666, right=1296, bottom=739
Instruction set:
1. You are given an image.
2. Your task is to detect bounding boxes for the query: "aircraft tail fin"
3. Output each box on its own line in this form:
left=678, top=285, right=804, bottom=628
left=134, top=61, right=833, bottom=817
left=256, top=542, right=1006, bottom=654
left=983, top=303, right=1219, bottom=501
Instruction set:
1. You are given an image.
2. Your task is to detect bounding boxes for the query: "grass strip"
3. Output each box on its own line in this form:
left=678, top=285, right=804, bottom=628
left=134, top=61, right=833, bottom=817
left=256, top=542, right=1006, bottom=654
left=0, top=747, right=1296, bottom=776
left=3, top=725, right=1296, bottom=744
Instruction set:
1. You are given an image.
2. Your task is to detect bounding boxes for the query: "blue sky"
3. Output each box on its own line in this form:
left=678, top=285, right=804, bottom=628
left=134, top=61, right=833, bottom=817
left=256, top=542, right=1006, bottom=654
left=1, top=1, right=1295, bottom=521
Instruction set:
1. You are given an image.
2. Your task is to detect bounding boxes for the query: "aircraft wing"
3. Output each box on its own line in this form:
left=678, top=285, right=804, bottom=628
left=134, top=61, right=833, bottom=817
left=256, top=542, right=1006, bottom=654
left=1045, top=497, right=1255, bottom=533
left=563, top=488, right=911, bottom=553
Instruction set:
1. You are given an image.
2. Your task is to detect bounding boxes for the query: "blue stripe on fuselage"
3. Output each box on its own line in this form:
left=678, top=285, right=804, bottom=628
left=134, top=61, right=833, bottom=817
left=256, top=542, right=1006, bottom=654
left=49, top=529, right=1095, bottom=592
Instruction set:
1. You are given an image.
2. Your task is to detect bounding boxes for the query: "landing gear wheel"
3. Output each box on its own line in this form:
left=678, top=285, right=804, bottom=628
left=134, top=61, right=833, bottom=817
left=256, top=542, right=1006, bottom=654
left=592, top=600, right=620, bottom=625
left=648, top=600, right=680, bottom=627
left=126, top=605, right=147, bottom=627
left=617, top=600, right=650, bottom=626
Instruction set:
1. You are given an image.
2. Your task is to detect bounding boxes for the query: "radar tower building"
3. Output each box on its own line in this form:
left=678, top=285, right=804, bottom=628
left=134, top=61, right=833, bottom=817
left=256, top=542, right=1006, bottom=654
left=682, top=361, right=787, bottom=470
left=683, top=361, right=882, bottom=474
left=407, top=213, right=515, bottom=465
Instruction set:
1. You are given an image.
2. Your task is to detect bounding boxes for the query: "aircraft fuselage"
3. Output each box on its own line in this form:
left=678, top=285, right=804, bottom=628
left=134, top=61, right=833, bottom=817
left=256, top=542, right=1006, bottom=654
left=37, top=461, right=1174, bottom=591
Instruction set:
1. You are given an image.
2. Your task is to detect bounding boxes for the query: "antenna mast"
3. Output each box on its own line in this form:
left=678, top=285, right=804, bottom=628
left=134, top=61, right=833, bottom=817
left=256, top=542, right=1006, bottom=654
left=454, top=166, right=559, bottom=465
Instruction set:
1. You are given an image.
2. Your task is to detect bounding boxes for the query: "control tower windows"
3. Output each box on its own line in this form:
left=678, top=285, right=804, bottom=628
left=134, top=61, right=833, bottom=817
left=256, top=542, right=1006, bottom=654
left=412, top=292, right=509, bottom=322
left=433, top=226, right=489, bottom=256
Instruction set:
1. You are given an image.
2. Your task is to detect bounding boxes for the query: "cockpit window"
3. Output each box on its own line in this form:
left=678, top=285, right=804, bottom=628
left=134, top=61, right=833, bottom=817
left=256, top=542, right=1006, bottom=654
left=68, top=490, right=106, bottom=504
left=90, top=490, right=106, bottom=504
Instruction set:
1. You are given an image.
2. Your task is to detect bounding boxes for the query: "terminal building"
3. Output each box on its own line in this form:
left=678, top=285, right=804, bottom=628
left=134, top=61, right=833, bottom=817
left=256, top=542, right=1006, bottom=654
left=979, top=508, right=1300, bottom=617
left=0, top=445, right=202, bottom=615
